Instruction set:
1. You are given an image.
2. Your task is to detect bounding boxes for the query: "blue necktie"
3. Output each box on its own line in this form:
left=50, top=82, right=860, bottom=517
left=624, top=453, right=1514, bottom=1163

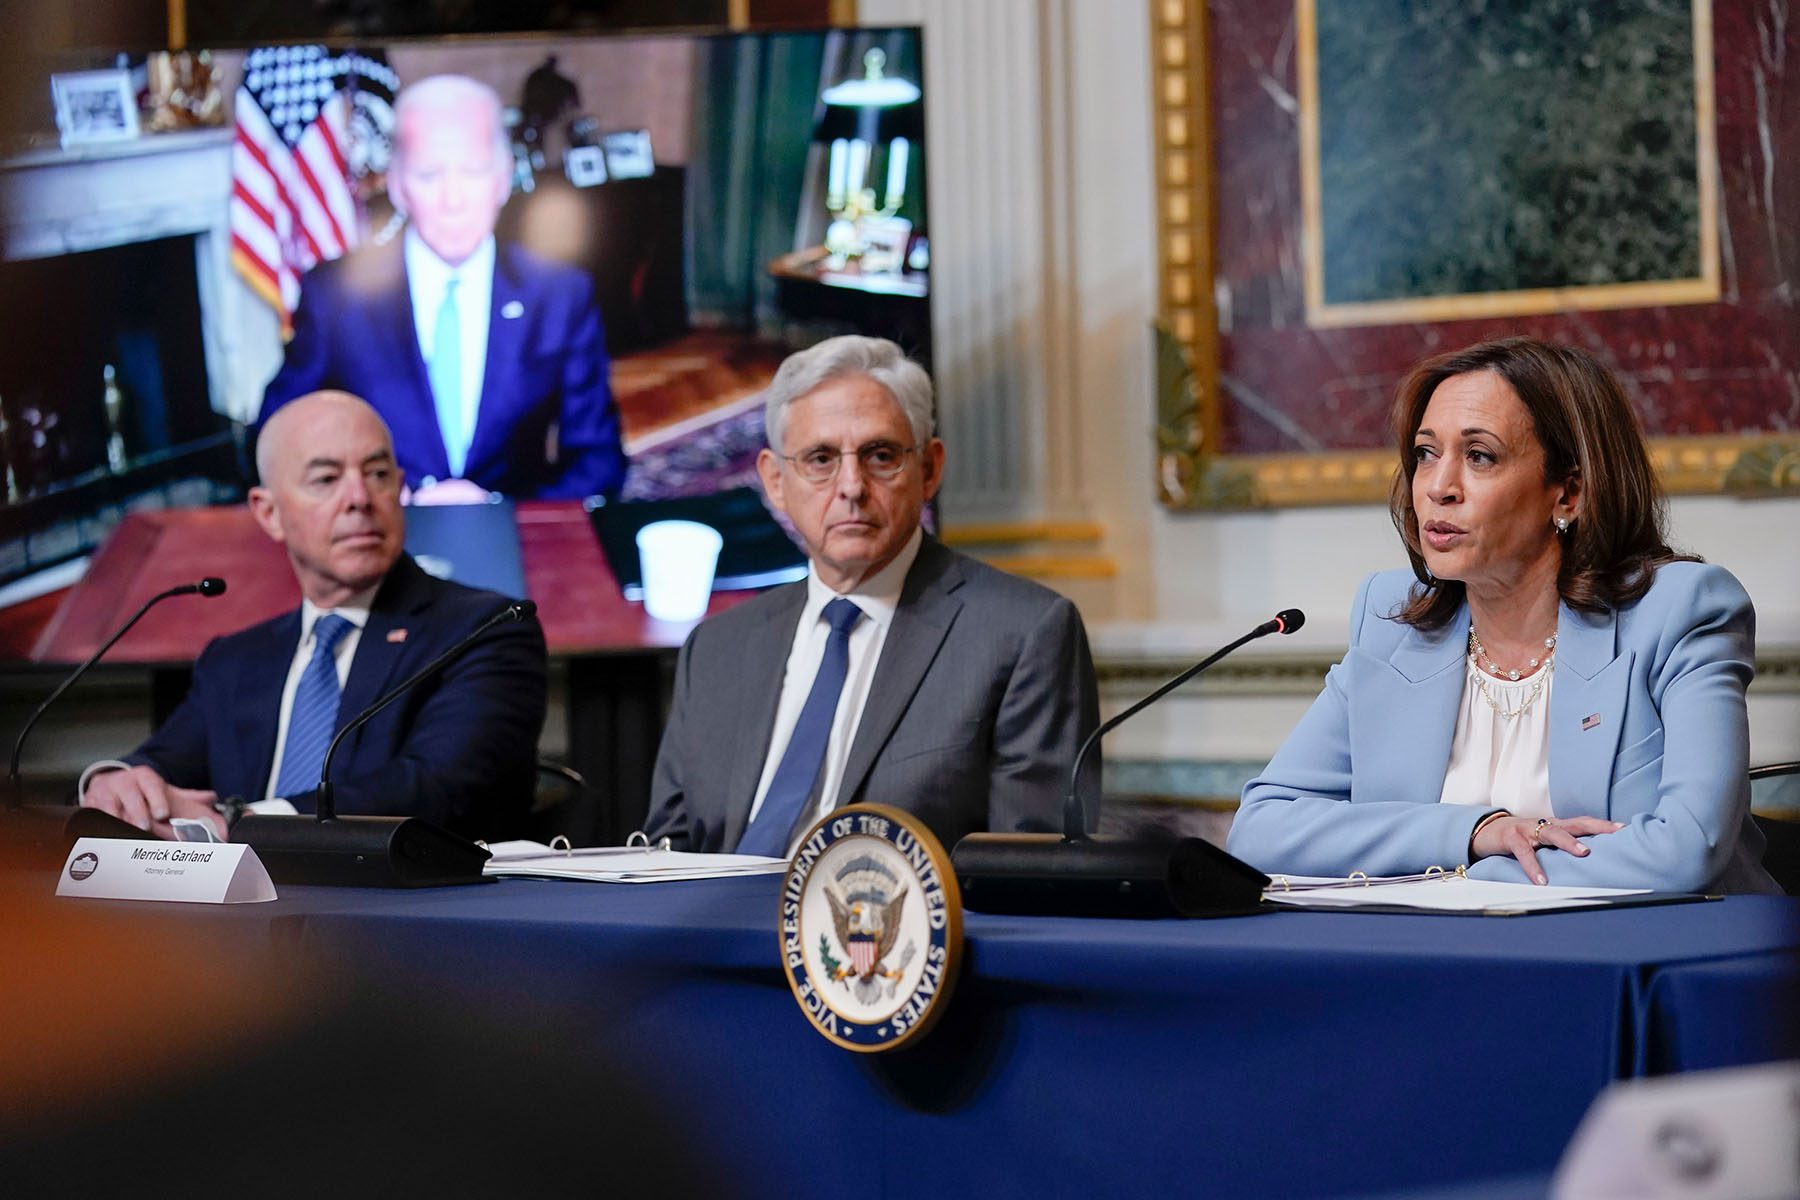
left=274, top=613, right=355, bottom=800
left=430, top=278, right=465, bottom=476
left=737, top=598, right=866, bottom=856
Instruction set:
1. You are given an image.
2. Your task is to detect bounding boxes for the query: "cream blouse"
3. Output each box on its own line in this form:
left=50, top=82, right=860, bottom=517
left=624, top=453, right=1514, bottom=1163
left=1437, top=657, right=1555, bottom=818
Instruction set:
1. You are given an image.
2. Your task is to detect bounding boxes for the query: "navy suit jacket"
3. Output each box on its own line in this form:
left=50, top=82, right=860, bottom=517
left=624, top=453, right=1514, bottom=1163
left=260, top=240, right=627, bottom=500
left=127, top=555, right=547, bottom=840
left=643, top=538, right=1099, bottom=854
left=1228, top=563, right=1778, bottom=894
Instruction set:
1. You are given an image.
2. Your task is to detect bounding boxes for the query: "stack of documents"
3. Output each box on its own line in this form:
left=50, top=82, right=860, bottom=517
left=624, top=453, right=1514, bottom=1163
left=1262, top=874, right=1655, bottom=914
left=481, top=842, right=787, bottom=884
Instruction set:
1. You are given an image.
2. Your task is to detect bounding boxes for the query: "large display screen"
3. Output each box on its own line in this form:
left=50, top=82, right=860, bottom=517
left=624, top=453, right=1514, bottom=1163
left=0, top=27, right=929, bottom=589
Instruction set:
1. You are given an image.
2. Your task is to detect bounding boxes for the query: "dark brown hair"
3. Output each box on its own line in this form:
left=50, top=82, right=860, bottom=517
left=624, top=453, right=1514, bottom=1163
left=1387, top=336, right=1691, bottom=629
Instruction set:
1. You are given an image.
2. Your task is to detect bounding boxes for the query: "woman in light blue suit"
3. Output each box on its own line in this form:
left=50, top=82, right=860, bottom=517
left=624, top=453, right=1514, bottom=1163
left=1228, top=338, right=1777, bottom=894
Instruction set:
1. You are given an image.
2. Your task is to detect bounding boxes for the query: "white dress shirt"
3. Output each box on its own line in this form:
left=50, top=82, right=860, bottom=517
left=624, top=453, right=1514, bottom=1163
left=745, top=528, right=924, bottom=849
left=405, top=229, right=495, bottom=479
left=1437, top=657, right=1555, bottom=819
left=262, top=589, right=378, bottom=802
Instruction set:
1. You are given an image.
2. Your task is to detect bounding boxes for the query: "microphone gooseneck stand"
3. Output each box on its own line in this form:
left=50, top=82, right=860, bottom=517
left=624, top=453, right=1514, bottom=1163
left=951, top=609, right=1306, bottom=917
left=2, top=579, right=230, bottom=867
left=233, top=600, right=537, bottom=887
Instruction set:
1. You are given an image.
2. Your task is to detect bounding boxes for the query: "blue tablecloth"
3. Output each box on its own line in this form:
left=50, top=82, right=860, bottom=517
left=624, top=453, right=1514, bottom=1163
left=137, top=879, right=1793, bottom=1200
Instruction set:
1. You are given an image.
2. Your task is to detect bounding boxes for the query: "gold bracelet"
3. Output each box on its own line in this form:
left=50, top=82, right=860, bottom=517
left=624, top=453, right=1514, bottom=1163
left=1468, top=809, right=1511, bottom=860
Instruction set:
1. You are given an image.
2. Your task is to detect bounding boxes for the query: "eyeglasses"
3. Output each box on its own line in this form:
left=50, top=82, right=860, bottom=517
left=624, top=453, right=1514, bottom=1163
left=778, top=441, right=920, bottom=484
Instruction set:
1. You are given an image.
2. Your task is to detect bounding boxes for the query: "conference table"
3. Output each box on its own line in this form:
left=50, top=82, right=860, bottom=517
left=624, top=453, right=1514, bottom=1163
left=58, top=876, right=1800, bottom=1200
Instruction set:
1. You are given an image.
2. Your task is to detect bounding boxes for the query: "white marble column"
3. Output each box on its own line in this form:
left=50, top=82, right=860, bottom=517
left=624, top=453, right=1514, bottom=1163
left=858, top=0, right=1087, bottom=524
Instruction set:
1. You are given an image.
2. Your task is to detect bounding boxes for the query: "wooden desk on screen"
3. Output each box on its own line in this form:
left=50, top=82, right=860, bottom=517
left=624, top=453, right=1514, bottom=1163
left=29, top=503, right=755, bottom=843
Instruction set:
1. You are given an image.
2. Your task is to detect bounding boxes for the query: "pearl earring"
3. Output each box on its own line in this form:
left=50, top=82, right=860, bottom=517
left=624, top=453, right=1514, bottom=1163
left=1554, top=516, right=1571, bottom=532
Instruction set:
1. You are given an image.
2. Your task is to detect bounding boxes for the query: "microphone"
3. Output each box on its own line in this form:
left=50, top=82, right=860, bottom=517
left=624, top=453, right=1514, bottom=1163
left=952, top=608, right=1305, bottom=918
left=317, top=599, right=535, bottom=821
left=3, top=578, right=228, bottom=862
left=234, top=599, right=537, bottom=887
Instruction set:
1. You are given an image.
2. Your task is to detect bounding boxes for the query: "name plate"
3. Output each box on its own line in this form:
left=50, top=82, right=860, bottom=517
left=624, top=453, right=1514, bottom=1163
left=56, top=837, right=277, bottom=904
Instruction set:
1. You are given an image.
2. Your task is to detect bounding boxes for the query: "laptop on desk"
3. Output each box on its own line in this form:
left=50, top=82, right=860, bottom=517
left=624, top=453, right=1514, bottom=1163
left=403, top=499, right=529, bottom=600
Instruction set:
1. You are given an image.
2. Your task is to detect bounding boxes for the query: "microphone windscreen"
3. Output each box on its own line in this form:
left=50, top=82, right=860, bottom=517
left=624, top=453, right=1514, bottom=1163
left=510, top=600, right=539, bottom=620
left=197, top=577, right=228, bottom=597
left=1274, top=608, right=1305, bottom=634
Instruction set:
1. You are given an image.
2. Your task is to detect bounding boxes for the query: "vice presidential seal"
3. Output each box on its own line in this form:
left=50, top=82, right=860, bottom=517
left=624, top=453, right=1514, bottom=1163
left=779, top=804, right=963, bottom=1053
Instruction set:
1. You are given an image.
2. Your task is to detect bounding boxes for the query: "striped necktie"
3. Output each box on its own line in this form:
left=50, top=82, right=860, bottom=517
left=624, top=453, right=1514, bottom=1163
left=737, top=598, right=866, bottom=857
left=274, top=613, right=355, bottom=800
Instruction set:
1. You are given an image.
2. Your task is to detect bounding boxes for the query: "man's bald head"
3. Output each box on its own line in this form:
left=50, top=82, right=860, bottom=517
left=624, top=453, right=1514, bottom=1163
left=256, top=391, right=393, bottom=483
left=250, top=392, right=405, bottom=608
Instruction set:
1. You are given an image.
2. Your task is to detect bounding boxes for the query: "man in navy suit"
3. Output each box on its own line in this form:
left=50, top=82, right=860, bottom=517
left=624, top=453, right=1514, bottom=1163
left=259, top=74, right=626, bottom=502
left=80, top=391, right=547, bottom=841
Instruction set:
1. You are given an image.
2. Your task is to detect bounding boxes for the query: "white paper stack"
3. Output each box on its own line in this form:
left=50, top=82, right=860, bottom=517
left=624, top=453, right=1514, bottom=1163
left=480, top=841, right=787, bottom=884
left=1263, top=875, right=1652, bottom=914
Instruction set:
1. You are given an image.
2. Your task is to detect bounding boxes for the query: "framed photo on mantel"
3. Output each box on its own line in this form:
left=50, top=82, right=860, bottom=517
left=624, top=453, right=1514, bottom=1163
left=51, top=69, right=141, bottom=148
left=1150, top=0, right=1800, bottom=510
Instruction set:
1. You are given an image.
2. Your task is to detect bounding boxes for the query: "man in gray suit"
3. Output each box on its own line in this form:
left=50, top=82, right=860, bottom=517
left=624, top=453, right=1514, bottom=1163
left=643, top=336, right=1099, bottom=855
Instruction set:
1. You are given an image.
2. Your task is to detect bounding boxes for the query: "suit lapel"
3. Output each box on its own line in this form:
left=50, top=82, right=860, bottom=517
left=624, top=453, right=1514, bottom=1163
left=236, top=611, right=301, bottom=802
left=719, top=584, right=810, bottom=851
left=1547, top=601, right=1628, bottom=817
left=465, top=247, right=528, bottom=482
left=1363, top=606, right=1468, bottom=807
left=335, top=559, right=433, bottom=763
left=836, top=542, right=963, bottom=806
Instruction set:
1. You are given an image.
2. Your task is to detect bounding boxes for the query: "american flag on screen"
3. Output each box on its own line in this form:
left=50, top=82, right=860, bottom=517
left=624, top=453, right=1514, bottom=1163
left=230, top=46, right=399, bottom=335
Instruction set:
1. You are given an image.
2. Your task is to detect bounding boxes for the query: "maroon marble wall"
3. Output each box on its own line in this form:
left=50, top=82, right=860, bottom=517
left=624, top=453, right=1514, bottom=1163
left=1208, top=0, right=1799, bottom=455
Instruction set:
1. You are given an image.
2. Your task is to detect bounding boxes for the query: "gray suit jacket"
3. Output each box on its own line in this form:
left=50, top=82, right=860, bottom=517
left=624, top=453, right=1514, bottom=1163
left=643, top=538, right=1099, bottom=853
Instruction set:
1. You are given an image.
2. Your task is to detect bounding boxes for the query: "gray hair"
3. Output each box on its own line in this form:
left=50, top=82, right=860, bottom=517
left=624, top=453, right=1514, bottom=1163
left=762, top=336, right=935, bottom=451
left=392, top=74, right=510, bottom=170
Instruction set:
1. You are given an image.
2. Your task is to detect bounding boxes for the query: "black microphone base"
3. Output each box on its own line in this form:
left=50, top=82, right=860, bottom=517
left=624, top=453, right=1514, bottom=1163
left=952, top=832, right=1270, bottom=918
left=0, top=804, right=154, bottom=870
left=233, top=814, right=491, bottom=888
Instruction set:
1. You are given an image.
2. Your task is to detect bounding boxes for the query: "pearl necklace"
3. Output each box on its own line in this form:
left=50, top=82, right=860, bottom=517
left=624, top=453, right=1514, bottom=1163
left=1468, top=626, right=1556, bottom=720
left=1468, top=626, right=1556, bottom=681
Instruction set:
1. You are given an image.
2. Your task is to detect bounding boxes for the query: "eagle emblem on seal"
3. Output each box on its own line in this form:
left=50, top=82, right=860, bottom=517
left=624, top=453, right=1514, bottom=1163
left=819, top=854, right=917, bottom=1004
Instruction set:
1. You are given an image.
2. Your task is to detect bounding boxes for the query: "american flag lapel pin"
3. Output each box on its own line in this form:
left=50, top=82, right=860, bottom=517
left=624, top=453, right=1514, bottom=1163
left=1581, top=712, right=1601, bottom=731
left=387, top=628, right=408, bottom=644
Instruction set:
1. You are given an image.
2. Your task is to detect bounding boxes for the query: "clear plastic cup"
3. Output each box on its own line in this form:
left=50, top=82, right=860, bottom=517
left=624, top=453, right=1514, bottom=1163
left=635, top=519, right=724, bottom=622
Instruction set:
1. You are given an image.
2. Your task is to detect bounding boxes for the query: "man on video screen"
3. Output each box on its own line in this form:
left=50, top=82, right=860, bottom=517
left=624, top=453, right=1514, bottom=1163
left=259, top=74, right=627, bottom=502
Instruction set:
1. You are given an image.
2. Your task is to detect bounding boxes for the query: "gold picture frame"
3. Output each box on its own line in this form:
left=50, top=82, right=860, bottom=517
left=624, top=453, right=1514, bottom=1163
left=1150, top=0, right=1800, bottom=510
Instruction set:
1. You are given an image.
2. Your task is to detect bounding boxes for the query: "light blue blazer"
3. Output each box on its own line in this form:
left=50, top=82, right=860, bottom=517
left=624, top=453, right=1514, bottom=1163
left=1227, top=563, right=1778, bottom=894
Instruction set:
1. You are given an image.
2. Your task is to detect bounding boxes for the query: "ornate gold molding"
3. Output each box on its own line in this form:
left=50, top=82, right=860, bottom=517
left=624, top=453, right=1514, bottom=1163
left=975, top=554, right=1117, bottom=580
left=1155, top=332, right=1800, bottom=509
left=1149, top=0, right=1221, bottom=470
left=940, top=520, right=1106, bottom=546
left=1151, top=0, right=1799, bottom=510
left=943, top=520, right=1115, bottom=580
left=1753, top=650, right=1800, bottom=695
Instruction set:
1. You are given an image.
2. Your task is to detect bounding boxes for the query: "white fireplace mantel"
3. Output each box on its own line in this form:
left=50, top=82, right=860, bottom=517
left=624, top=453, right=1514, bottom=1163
left=1, top=127, right=244, bottom=420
